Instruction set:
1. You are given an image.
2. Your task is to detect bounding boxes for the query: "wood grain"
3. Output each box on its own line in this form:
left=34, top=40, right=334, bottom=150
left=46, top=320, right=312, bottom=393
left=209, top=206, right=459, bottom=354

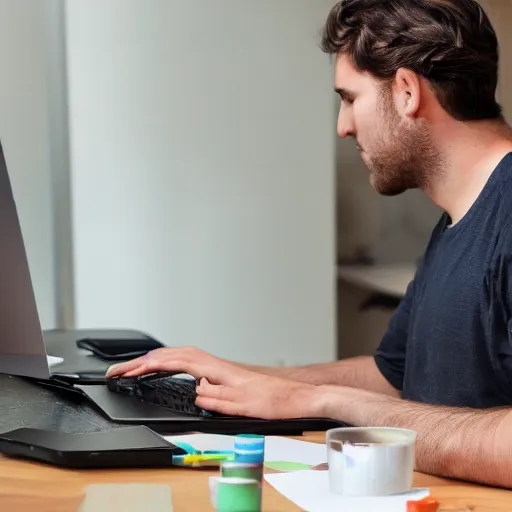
left=0, top=432, right=510, bottom=511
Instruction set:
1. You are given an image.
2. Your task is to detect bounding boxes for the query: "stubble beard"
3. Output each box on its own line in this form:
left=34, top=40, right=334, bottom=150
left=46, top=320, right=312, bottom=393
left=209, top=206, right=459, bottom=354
left=365, top=90, right=442, bottom=196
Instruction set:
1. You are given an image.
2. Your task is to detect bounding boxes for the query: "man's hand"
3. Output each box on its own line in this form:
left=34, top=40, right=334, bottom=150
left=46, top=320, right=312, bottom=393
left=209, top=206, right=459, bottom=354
left=195, top=374, right=317, bottom=420
left=105, top=346, right=232, bottom=380
left=106, top=346, right=399, bottom=394
left=105, top=346, right=318, bottom=420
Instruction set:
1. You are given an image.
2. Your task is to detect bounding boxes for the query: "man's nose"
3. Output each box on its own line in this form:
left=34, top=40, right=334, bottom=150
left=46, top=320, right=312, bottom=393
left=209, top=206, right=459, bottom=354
left=337, top=110, right=354, bottom=139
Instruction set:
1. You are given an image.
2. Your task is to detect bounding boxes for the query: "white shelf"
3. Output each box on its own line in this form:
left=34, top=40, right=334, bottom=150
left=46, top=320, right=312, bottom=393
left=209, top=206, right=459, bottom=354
left=337, top=263, right=416, bottom=298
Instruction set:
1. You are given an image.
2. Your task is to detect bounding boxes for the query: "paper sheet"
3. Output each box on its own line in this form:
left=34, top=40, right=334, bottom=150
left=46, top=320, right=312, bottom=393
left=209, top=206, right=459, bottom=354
left=264, top=470, right=430, bottom=512
left=163, top=434, right=327, bottom=468
left=47, top=355, right=64, bottom=367
left=264, top=436, right=326, bottom=467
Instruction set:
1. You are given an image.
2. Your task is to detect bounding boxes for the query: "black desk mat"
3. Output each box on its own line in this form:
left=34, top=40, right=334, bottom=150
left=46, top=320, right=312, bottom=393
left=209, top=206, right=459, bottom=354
left=0, top=373, right=119, bottom=434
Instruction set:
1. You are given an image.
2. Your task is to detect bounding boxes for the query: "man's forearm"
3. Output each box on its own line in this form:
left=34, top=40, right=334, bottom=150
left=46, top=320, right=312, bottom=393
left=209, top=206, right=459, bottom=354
left=241, top=356, right=399, bottom=396
left=311, top=385, right=512, bottom=488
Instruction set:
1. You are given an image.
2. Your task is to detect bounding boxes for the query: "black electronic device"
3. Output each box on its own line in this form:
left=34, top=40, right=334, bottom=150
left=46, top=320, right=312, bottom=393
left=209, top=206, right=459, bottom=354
left=30, top=375, right=344, bottom=435
left=76, top=333, right=164, bottom=361
left=0, top=425, right=185, bottom=469
left=106, top=372, right=214, bottom=417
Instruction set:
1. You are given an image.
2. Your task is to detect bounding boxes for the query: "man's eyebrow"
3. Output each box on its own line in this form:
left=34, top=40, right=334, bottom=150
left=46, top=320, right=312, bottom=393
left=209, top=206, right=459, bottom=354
left=335, top=87, right=356, bottom=100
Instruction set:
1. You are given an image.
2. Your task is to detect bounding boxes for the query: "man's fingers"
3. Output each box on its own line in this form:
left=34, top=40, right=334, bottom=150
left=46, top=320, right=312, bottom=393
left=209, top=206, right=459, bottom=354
left=108, top=356, right=228, bottom=385
left=196, top=380, right=250, bottom=416
left=121, top=364, right=153, bottom=378
left=105, top=347, right=195, bottom=377
left=106, top=356, right=149, bottom=377
left=106, top=355, right=163, bottom=378
left=104, top=343, right=239, bottom=389
left=196, top=378, right=235, bottom=401
left=195, top=396, right=245, bottom=417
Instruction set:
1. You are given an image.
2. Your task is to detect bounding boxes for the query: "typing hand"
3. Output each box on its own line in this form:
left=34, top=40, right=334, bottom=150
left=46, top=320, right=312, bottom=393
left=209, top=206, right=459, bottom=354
left=105, top=346, right=318, bottom=420
left=105, top=346, right=234, bottom=380
left=195, top=372, right=318, bottom=420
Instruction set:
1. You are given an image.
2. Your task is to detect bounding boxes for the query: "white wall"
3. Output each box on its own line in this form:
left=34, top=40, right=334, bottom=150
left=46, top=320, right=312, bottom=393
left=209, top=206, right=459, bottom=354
left=0, top=0, right=59, bottom=329
left=64, top=0, right=338, bottom=365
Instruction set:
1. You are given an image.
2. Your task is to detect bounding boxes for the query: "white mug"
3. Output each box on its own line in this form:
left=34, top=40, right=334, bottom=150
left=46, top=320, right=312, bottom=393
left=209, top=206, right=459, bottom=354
left=326, top=426, right=417, bottom=496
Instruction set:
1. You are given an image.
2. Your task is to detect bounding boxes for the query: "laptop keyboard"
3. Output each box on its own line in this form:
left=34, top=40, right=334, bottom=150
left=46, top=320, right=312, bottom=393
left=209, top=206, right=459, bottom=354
left=106, top=373, right=217, bottom=417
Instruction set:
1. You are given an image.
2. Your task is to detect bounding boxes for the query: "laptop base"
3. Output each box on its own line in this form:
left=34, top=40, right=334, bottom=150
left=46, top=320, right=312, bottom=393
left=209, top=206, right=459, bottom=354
left=32, top=377, right=344, bottom=436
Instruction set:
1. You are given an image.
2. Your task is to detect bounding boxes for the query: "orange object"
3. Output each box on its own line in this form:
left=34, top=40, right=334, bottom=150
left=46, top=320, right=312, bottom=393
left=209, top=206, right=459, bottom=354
left=407, top=496, right=440, bottom=512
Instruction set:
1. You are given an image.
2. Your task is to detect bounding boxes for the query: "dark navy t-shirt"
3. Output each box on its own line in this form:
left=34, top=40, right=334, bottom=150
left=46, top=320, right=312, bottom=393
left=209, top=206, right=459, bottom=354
left=374, top=152, right=512, bottom=408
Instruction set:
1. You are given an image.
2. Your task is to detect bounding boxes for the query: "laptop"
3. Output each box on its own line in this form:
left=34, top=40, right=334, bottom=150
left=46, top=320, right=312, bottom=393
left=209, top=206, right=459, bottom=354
left=0, top=140, right=343, bottom=434
left=0, top=140, right=57, bottom=381
left=0, top=141, right=155, bottom=384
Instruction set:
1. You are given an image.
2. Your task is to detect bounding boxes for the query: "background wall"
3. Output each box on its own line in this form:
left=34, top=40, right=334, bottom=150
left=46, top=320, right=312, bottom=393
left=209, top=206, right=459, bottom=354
left=480, top=0, right=512, bottom=120
left=63, top=0, right=339, bottom=366
left=0, top=0, right=58, bottom=329
left=3, top=1, right=510, bottom=365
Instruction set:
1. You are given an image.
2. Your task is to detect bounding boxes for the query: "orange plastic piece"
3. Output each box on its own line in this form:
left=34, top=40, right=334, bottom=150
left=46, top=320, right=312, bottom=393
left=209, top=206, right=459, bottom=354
left=407, top=496, right=440, bottom=512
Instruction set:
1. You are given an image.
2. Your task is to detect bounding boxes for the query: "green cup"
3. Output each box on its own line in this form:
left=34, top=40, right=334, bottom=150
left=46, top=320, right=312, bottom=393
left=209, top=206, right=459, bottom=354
left=209, top=477, right=261, bottom=512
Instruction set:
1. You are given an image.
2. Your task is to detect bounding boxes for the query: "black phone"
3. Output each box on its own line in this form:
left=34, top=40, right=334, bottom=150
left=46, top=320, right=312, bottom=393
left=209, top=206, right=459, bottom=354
left=77, top=334, right=164, bottom=361
left=0, top=426, right=186, bottom=469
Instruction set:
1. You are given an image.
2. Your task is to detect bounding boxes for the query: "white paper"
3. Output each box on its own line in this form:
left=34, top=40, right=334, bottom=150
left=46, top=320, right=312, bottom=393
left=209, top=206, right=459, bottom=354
left=47, top=355, right=64, bottom=367
left=164, top=433, right=235, bottom=452
left=264, top=470, right=430, bottom=512
left=163, top=434, right=326, bottom=466
left=264, top=436, right=326, bottom=466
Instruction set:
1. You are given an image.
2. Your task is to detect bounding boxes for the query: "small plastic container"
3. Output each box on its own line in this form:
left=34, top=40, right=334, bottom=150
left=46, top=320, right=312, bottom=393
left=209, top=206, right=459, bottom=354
left=233, top=434, right=265, bottom=465
left=326, top=426, right=417, bottom=496
left=209, top=476, right=261, bottom=512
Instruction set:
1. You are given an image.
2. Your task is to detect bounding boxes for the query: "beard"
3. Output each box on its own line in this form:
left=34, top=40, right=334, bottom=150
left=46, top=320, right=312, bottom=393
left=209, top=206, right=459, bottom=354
left=362, top=89, right=443, bottom=196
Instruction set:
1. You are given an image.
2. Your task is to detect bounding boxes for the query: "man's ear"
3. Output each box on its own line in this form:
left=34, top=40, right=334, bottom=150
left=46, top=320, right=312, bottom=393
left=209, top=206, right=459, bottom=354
left=393, top=67, right=421, bottom=118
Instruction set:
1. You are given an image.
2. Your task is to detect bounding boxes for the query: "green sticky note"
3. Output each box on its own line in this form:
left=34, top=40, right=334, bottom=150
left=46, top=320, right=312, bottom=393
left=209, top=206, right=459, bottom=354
left=264, top=461, right=311, bottom=471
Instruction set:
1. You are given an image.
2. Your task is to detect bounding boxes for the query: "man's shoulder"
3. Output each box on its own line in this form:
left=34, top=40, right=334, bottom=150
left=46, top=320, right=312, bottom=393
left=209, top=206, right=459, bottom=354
left=489, top=177, right=512, bottom=249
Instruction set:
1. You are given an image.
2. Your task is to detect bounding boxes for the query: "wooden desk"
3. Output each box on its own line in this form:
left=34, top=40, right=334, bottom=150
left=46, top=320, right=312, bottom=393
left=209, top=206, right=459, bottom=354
left=1, top=432, right=511, bottom=512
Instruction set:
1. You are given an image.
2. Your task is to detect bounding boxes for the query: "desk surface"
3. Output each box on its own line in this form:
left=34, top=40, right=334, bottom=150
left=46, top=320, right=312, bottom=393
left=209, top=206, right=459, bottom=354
left=1, top=334, right=511, bottom=510
left=0, top=432, right=511, bottom=512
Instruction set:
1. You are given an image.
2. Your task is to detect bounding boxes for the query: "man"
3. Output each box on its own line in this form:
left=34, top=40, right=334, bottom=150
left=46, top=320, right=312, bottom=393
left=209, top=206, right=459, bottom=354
left=107, top=0, right=512, bottom=489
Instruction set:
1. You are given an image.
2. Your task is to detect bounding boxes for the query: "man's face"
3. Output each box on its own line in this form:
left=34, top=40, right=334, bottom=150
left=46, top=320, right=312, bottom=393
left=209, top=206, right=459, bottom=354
left=334, top=54, right=437, bottom=196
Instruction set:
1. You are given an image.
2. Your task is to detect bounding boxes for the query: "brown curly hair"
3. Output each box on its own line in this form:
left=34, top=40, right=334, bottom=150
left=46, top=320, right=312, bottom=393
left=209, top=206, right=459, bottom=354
left=321, top=0, right=502, bottom=121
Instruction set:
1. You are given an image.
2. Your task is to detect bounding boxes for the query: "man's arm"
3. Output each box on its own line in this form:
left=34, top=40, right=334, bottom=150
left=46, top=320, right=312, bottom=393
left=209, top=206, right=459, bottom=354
left=241, top=356, right=400, bottom=397
left=106, top=348, right=400, bottom=396
left=310, top=385, right=512, bottom=488
left=239, top=275, right=420, bottom=396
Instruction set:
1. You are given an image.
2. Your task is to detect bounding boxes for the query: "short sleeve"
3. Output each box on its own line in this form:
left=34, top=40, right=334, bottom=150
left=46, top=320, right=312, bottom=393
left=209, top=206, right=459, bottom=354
left=489, top=248, right=512, bottom=388
left=373, top=276, right=416, bottom=392
left=373, top=214, right=445, bottom=392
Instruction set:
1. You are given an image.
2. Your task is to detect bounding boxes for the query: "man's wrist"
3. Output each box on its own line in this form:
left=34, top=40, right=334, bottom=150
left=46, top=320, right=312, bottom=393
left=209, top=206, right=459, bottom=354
left=303, top=384, right=340, bottom=418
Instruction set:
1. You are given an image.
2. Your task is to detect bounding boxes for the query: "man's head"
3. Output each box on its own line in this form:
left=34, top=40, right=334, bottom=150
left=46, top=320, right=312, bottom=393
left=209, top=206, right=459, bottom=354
left=321, top=0, right=502, bottom=195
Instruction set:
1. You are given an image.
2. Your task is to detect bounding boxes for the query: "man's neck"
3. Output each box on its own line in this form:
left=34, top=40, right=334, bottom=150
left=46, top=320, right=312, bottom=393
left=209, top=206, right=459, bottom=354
left=424, top=119, right=512, bottom=225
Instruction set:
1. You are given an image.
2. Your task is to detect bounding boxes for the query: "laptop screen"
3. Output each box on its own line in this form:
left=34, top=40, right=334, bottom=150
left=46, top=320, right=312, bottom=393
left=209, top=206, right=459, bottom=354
left=0, top=141, right=50, bottom=379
